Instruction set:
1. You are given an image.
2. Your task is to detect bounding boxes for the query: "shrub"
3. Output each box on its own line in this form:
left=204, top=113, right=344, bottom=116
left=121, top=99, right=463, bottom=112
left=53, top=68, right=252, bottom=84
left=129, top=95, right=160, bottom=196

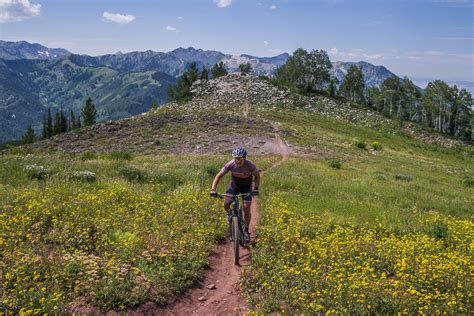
left=372, top=141, right=382, bottom=151
left=204, top=164, right=220, bottom=177
left=328, top=159, right=342, bottom=169
left=355, top=140, right=367, bottom=149
left=462, top=176, right=474, bottom=188
left=375, top=172, right=387, bottom=180
left=426, top=219, right=449, bottom=239
left=395, top=173, right=414, bottom=182
left=70, top=171, right=97, bottom=182
left=119, top=165, right=147, bottom=183
left=25, top=164, right=49, bottom=180
left=108, top=151, right=133, bottom=161
left=80, top=151, right=97, bottom=161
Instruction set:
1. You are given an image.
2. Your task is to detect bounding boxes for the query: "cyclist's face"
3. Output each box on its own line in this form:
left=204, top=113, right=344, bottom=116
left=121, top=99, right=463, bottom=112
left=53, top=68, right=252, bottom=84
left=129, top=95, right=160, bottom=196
left=234, top=157, right=245, bottom=167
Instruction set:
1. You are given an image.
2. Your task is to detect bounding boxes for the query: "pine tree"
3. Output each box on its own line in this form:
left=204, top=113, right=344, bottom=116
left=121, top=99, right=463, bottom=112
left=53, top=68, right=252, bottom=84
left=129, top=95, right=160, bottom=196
left=22, top=125, right=35, bottom=144
left=239, top=63, right=252, bottom=74
left=167, top=62, right=202, bottom=102
left=53, top=111, right=61, bottom=135
left=42, top=113, right=47, bottom=138
left=69, top=110, right=76, bottom=131
left=76, top=116, right=82, bottom=128
left=200, top=67, right=209, bottom=80
left=211, top=61, right=228, bottom=78
left=46, top=108, right=53, bottom=138
left=59, top=107, right=68, bottom=133
left=82, top=97, right=97, bottom=126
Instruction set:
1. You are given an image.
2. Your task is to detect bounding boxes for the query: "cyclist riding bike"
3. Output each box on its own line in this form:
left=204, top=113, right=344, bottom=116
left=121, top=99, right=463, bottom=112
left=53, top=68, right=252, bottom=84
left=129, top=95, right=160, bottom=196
left=210, top=147, right=260, bottom=243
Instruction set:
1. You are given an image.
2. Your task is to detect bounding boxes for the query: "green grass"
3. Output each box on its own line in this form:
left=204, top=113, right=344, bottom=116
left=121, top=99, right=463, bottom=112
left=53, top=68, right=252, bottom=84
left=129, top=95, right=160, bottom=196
left=0, top=152, right=274, bottom=313
left=242, top=107, right=473, bottom=314
left=1, top=99, right=472, bottom=314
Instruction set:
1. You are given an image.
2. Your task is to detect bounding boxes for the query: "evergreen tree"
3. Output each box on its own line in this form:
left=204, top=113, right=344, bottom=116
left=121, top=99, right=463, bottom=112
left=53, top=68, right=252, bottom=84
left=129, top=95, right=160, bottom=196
left=46, top=108, right=53, bottom=138
left=60, top=107, right=68, bottom=133
left=211, top=61, right=228, bottom=78
left=167, top=62, right=202, bottom=102
left=200, top=67, right=209, bottom=80
left=239, top=63, right=252, bottom=74
left=339, top=65, right=365, bottom=104
left=53, top=111, right=62, bottom=135
left=150, top=100, right=159, bottom=110
left=82, top=97, right=97, bottom=126
left=42, top=113, right=47, bottom=139
left=22, top=125, right=35, bottom=144
left=69, top=110, right=76, bottom=131
left=76, top=116, right=82, bottom=128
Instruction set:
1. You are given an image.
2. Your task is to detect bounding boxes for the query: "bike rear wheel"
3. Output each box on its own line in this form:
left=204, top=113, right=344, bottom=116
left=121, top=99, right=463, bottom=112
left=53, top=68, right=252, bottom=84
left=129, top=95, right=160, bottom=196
left=232, top=216, right=240, bottom=265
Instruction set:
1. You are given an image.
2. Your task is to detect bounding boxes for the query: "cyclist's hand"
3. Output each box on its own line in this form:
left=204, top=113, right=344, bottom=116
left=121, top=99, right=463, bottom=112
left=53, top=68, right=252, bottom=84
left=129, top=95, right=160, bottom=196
left=252, top=188, right=259, bottom=196
left=210, top=190, right=218, bottom=198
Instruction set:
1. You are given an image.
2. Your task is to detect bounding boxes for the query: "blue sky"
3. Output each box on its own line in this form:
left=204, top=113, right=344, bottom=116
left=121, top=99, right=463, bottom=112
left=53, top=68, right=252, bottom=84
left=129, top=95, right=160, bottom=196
left=0, top=0, right=473, bottom=83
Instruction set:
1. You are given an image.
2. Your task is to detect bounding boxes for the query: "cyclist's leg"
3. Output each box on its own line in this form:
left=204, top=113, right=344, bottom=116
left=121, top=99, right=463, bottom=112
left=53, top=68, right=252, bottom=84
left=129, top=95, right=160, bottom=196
left=224, top=182, right=236, bottom=213
left=240, top=185, right=252, bottom=230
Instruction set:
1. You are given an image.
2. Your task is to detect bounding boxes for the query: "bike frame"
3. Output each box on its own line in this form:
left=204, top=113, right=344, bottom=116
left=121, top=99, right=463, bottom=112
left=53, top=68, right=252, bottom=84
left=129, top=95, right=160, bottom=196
left=216, top=192, right=252, bottom=264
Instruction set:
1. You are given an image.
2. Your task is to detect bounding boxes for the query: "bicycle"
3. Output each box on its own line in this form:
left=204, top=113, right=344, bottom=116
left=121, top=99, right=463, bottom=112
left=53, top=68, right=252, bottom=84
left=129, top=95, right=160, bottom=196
left=214, top=192, right=253, bottom=265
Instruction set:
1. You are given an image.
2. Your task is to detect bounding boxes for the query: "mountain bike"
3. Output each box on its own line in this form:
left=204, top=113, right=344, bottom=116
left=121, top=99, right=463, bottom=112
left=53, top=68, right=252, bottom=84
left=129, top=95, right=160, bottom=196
left=215, top=192, right=252, bottom=265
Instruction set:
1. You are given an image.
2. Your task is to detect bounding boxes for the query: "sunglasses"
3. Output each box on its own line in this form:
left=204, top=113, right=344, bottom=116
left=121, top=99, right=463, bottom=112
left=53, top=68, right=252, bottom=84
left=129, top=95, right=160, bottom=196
left=234, top=157, right=245, bottom=161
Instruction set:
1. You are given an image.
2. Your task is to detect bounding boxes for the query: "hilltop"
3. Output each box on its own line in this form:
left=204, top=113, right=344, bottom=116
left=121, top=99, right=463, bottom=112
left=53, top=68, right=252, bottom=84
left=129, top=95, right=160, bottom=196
left=26, top=73, right=468, bottom=156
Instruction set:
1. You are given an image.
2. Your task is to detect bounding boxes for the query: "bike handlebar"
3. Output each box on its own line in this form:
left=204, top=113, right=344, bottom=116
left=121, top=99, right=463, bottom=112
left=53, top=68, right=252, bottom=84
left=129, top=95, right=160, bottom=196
left=214, top=192, right=253, bottom=199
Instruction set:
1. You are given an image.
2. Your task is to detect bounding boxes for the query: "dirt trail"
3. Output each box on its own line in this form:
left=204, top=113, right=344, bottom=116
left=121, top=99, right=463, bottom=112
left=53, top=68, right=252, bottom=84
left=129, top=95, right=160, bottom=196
left=146, top=124, right=289, bottom=315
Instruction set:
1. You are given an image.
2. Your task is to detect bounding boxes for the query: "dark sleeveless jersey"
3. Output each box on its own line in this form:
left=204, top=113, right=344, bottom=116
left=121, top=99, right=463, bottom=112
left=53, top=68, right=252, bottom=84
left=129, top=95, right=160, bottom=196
left=221, top=159, right=257, bottom=187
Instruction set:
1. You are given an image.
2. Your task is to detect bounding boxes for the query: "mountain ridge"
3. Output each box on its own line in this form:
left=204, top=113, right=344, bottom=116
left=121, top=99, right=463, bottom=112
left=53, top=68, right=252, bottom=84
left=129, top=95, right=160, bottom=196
left=0, top=40, right=414, bottom=143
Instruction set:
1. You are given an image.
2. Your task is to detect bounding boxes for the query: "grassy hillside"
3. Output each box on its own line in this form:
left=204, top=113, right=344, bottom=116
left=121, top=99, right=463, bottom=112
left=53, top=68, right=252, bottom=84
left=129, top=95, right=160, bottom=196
left=1, top=75, right=472, bottom=314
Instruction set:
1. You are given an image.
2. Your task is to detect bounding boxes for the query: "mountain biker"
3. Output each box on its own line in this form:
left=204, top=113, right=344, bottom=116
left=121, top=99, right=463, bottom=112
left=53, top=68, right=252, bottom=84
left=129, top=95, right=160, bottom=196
left=210, top=147, right=260, bottom=243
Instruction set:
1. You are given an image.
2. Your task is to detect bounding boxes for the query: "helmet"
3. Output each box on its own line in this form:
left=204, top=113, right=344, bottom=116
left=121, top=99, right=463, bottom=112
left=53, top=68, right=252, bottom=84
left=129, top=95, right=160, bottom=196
left=232, top=147, right=247, bottom=158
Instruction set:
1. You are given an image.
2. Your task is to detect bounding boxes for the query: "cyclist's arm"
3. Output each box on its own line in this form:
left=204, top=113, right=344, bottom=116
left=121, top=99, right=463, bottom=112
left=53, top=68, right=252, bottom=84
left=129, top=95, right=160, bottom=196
left=253, top=169, right=261, bottom=189
left=211, top=169, right=226, bottom=191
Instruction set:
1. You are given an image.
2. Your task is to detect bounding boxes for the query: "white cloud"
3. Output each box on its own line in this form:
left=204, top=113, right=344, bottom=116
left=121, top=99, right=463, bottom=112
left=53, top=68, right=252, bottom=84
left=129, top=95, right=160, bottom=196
left=270, top=4, right=277, bottom=10
left=424, top=50, right=444, bottom=56
left=0, top=0, right=41, bottom=23
left=408, top=56, right=423, bottom=60
left=364, top=53, right=383, bottom=60
left=213, top=0, right=232, bottom=8
left=166, top=25, right=177, bottom=31
left=328, top=47, right=339, bottom=56
left=177, top=16, right=183, bottom=20
left=263, top=40, right=269, bottom=47
left=102, top=12, right=135, bottom=24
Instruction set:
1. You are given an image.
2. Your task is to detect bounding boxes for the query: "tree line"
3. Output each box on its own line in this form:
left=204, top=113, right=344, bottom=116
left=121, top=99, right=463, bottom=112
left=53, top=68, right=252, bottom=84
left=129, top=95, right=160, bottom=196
left=273, top=48, right=472, bottom=141
left=22, top=96, right=97, bottom=144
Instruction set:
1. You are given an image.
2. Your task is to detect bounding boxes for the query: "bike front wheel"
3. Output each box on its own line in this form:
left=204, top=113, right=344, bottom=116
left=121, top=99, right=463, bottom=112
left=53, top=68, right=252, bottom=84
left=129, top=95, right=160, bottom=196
left=232, top=216, right=240, bottom=265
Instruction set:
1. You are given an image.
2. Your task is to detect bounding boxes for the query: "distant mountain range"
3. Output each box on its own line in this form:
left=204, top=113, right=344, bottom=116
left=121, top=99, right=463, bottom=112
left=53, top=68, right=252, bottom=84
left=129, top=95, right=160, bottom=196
left=0, top=40, right=403, bottom=143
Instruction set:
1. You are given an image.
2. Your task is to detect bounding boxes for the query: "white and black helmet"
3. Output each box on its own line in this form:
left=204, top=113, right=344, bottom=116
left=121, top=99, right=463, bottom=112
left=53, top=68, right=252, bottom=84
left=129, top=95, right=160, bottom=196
left=232, top=147, right=247, bottom=158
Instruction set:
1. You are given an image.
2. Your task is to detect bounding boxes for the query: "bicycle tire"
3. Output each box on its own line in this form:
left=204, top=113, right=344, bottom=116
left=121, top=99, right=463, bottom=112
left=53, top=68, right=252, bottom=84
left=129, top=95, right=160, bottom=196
left=232, top=216, right=240, bottom=265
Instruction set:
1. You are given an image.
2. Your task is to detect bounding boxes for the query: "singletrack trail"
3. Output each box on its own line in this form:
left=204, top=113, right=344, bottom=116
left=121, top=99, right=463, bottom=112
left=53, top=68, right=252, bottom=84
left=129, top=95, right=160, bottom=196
left=146, top=124, right=289, bottom=315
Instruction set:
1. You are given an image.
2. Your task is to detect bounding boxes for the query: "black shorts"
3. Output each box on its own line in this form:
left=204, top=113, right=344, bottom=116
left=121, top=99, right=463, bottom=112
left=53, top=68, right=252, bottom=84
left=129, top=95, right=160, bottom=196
left=226, top=181, right=252, bottom=202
